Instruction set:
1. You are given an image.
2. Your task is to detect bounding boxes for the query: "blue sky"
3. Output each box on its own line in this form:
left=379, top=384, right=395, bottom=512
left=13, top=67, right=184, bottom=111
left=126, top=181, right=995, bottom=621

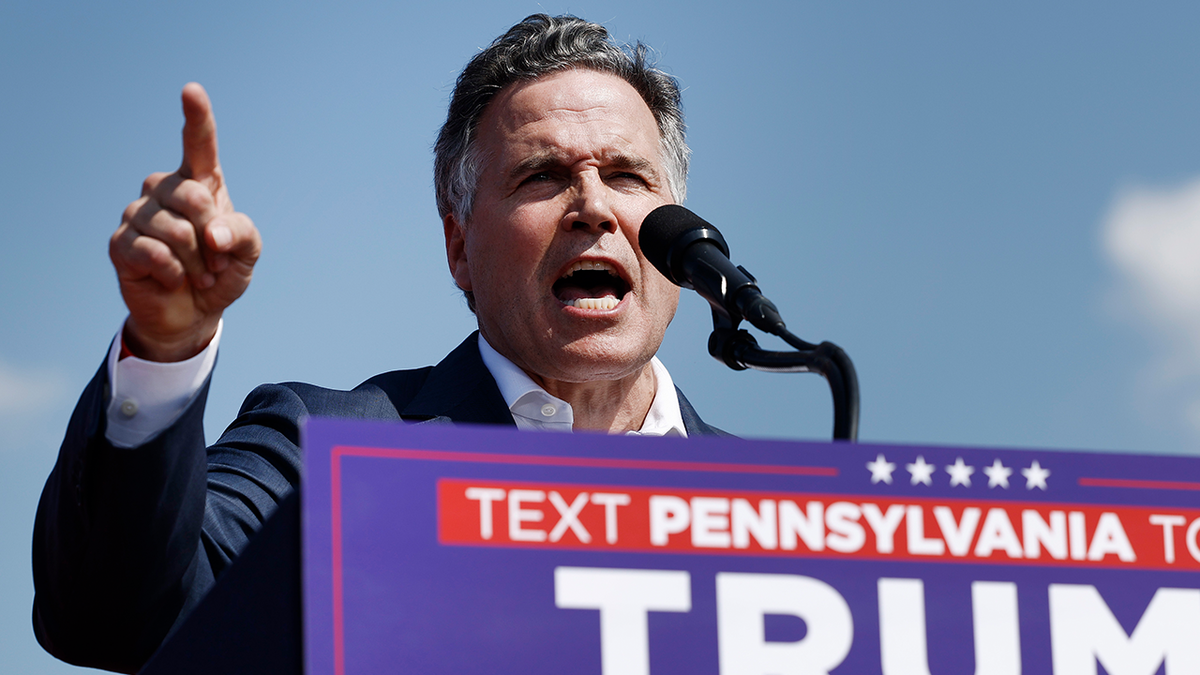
left=4, top=2, right=1200, bottom=671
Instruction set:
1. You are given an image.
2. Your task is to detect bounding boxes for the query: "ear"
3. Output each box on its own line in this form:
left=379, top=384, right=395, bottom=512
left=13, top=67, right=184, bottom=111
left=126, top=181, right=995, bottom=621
left=443, top=212, right=473, bottom=292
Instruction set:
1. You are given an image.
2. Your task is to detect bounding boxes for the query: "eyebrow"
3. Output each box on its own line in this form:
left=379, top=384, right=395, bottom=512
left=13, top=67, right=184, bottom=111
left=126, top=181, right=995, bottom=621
left=507, top=152, right=661, bottom=183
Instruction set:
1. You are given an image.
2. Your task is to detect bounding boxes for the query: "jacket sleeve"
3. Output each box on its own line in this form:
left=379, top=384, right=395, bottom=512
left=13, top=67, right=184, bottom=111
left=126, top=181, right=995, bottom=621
left=32, top=361, right=214, bottom=672
left=31, top=362, right=312, bottom=673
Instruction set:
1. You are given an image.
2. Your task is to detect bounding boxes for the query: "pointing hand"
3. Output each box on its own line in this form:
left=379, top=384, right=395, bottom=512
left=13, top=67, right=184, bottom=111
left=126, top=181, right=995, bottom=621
left=109, top=83, right=262, bottom=361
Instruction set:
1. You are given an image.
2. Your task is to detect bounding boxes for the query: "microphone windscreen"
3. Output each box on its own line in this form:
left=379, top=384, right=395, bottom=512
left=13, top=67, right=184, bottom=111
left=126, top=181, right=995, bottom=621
left=638, top=204, right=714, bottom=282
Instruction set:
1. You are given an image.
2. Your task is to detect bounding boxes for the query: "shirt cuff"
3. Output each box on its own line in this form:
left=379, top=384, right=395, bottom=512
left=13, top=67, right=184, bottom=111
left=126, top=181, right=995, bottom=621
left=104, top=319, right=222, bottom=448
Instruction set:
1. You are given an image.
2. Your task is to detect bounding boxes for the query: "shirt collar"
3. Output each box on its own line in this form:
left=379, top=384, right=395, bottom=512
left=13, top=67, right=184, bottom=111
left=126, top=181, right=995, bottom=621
left=477, top=335, right=687, bottom=437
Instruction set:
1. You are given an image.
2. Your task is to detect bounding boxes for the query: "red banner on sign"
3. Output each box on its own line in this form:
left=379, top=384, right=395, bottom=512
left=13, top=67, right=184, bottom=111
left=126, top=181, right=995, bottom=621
left=438, top=478, right=1200, bottom=571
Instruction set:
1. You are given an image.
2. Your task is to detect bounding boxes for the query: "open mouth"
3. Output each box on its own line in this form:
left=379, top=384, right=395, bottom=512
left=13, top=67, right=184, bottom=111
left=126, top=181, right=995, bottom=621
left=553, top=260, right=629, bottom=311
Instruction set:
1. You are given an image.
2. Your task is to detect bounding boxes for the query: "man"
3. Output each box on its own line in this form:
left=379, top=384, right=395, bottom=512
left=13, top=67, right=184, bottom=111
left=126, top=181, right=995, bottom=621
left=33, top=14, right=724, bottom=673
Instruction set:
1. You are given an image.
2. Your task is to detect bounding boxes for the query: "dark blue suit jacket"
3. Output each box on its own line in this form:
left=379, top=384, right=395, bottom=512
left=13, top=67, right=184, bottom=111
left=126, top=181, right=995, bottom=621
left=33, top=333, right=725, bottom=673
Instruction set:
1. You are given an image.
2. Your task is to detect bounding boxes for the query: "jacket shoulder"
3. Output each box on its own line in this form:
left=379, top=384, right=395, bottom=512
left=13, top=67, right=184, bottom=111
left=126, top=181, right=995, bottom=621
left=231, top=366, right=435, bottom=423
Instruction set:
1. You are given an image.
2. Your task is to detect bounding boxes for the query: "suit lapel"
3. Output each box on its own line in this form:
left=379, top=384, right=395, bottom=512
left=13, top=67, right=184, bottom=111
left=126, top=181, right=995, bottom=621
left=677, top=386, right=731, bottom=437
left=401, top=333, right=515, bottom=427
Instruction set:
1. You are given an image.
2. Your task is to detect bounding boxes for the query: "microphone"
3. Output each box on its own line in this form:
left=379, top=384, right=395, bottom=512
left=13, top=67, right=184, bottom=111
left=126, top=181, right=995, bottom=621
left=639, top=204, right=786, bottom=335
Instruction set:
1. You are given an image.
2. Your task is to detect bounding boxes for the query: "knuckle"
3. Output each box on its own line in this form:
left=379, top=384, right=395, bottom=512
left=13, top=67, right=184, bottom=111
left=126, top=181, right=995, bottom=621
left=118, top=235, right=154, bottom=273
left=146, top=241, right=172, bottom=267
left=235, top=212, right=259, bottom=236
left=135, top=237, right=177, bottom=271
left=179, top=181, right=214, bottom=215
left=110, top=223, right=140, bottom=256
left=122, top=198, right=146, bottom=223
left=163, top=220, right=197, bottom=248
left=141, top=172, right=168, bottom=195
left=109, top=226, right=126, bottom=250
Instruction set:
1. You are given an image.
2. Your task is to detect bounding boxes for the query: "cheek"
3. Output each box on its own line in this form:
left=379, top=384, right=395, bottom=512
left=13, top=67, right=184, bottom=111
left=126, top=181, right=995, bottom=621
left=664, top=285, right=681, bottom=314
left=466, top=225, right=547, bottom=295
left=494, top=203, right=555, bottom=245
left=646, top=275, right=680, bottom=313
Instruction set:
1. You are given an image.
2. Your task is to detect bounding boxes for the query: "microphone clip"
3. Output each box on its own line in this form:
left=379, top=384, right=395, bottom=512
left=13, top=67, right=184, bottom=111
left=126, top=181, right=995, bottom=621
left=707, top=308, right=860, bottom=442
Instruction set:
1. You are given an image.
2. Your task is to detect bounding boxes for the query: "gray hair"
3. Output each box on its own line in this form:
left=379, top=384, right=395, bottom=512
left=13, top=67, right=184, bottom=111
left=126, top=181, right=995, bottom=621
left=434, top=13, right=689, bottom=225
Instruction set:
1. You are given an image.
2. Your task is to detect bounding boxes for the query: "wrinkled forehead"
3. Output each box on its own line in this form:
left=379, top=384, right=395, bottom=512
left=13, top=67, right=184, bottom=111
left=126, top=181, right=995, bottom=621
left=476, top=69, right=662, bottom=161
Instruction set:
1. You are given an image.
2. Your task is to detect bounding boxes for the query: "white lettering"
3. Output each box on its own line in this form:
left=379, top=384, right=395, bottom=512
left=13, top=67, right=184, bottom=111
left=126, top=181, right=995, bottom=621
left=717, top=573, right=853, bottom=675
left=547, top=491, right=591, bottom=544
left=1149, top=514, right=1185, bottom=564
left=1049, top=584, right=1200, bottom=674
left=878, top=578, right=1020, bottom=675
left=825, top=502, right=865, bottom=553
left=1069, top=511, right=1087, bottom=560
left=555, top=567, right=692, bottom=675
left=649, top=495, right=690, bottom=546
left=906, top=506, right=945, bottom=556
left=971, top=582, right=1023, bottom=675
left=1186, top=517, right=1200, bottom=563
left=862, top=503, right=906, bottom=554
left=464, top=487, right=505, bottom=540
left=590, top=493, right=631, bottom=545
left=692, top=497, right=732, bottom=548
left=974, top=508, right=1023, bottom=559
left=780, top=500, right=825, bottom=552
left=732, top=499, right=778, bottom=550
left=1022, top=510, right=1068, bottom=560
left=933, top=506, right=981, bottom=557
left=507, top=489, right=546, bottom=542
left=1087, top=512, right=1136, bottom=562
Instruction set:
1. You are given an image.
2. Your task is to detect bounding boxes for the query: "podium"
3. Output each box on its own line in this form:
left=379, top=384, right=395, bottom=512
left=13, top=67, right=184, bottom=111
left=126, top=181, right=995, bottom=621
left=144, top=420, right=1200, bottom=674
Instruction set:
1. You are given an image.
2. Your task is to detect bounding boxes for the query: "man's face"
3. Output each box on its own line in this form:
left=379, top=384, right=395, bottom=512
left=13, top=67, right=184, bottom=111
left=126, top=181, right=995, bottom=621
left=444, top=68, right=680, bottom=386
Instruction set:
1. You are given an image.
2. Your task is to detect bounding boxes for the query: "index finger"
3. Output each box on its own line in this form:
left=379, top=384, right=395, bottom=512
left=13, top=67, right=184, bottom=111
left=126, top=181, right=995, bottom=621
left=179, top=82, right=220, bottom=181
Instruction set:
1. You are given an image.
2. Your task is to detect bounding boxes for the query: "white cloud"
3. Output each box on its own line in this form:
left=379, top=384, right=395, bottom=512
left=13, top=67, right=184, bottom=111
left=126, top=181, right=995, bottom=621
left=1104, top=177, right=1200, bottom=434
left=0, top=358, right=69, bottom=415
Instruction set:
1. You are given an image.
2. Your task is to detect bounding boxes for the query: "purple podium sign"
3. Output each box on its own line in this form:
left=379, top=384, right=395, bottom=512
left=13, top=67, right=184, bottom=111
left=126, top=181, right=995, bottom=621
left=301, top=419, right=1200, bottom=675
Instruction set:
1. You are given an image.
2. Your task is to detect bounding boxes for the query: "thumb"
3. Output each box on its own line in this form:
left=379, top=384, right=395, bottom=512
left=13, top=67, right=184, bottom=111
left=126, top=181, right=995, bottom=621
left=179, top=82, right=220, bottom=182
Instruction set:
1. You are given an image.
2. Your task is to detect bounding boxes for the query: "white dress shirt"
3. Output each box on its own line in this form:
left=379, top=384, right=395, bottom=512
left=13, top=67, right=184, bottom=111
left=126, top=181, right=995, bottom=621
left=104, top=320, right=222, bottom=448
left=104, top=321, right=686, bottom=446
left=477, top=336, right=686, bottom=437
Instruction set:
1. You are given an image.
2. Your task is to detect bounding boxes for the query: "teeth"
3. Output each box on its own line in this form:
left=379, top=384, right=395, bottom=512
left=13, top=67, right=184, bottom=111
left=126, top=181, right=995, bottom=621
left=560, top=261, right=622, bottom=310
left=571, top=297, right=620, bottom=310
left=563, top=260, right=618, bottom=277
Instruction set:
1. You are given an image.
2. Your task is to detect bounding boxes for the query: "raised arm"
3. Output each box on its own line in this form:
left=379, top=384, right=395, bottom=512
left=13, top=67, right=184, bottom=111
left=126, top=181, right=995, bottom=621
left=111, top=83, right=260, bottom=361
left=33, top=85, right=263, bottom=672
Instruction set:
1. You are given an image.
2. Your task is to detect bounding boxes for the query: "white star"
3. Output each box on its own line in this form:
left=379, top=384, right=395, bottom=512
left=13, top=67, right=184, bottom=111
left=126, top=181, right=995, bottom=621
left=1021, top=460, right=1050, bottom=490
left=907, top=456, right=935, bottom=486
left=946, top=457, right=975, bottom=487
left=983, top=459, right=1012, bottom=489
left=866, top=454, right=896, bottom=484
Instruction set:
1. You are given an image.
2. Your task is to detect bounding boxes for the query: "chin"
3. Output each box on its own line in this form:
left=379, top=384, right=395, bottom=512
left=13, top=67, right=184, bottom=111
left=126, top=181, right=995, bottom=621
left=546, top=333, right=659, bottom=383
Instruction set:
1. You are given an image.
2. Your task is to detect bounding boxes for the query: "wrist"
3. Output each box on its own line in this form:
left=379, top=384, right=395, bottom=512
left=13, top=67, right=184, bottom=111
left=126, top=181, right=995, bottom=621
left=122, top=316, right=221, bottom=362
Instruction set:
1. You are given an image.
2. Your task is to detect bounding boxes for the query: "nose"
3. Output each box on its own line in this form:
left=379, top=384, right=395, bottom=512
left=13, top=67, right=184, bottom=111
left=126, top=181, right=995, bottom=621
left=561, top=173, right=616, bottom=234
